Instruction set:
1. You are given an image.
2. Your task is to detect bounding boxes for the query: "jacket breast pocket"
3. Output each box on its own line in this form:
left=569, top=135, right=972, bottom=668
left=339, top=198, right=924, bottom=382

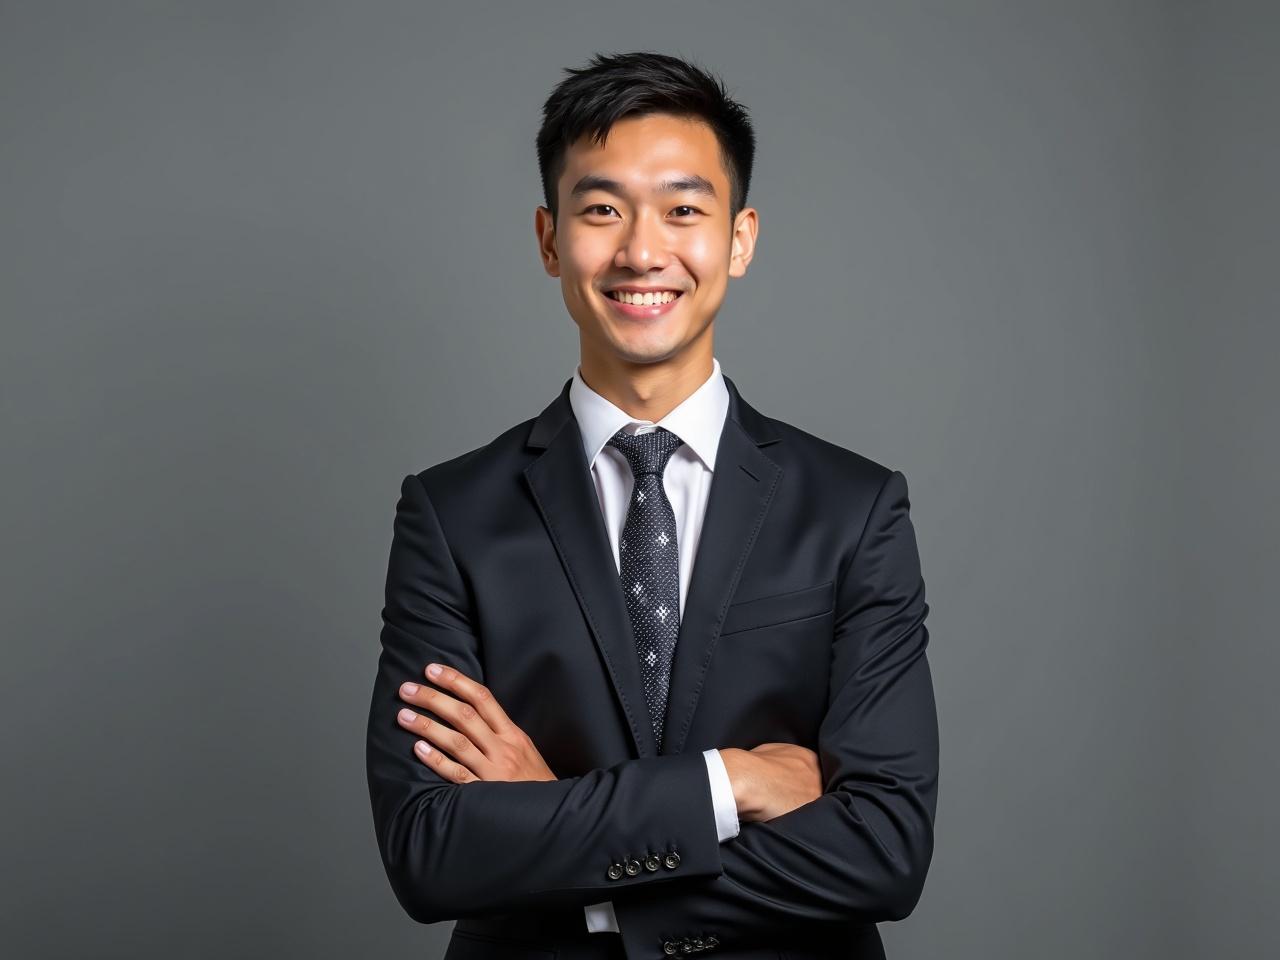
left=719, top=580, right=835, bottom=636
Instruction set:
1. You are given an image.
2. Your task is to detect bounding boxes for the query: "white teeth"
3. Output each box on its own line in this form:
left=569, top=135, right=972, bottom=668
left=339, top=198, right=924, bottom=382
left=608, top=290, right=680, bottom=305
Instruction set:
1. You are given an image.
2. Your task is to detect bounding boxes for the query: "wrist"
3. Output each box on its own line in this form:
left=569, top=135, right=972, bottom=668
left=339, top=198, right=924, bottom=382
left=719, top=747, right=756, bottom=820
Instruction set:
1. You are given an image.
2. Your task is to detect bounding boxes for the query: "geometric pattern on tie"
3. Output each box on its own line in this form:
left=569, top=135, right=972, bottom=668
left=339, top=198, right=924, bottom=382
left=606, top=425, right=684, bottom=752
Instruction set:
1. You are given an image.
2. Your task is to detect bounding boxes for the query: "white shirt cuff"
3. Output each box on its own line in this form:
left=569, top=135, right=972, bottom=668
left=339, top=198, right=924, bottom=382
left=703, top=747, right=741, bottom=842
left=584, top=900, right=619, bottom=933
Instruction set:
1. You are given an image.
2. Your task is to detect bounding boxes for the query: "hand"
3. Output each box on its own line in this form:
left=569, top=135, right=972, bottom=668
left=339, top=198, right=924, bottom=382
left=396, top=662, right=558, bottom=783
left=720, top=742, right=823, bottom=822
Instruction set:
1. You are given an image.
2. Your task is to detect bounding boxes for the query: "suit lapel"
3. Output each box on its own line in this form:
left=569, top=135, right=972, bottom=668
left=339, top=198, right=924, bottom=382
left=522, top=372, right=783, bottom=759
left=523, top=388, right=660, bottom=758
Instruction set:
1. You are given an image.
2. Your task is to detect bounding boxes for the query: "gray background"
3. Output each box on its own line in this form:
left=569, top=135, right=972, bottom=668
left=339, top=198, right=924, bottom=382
left=2, top=2, right=1275, bottom=957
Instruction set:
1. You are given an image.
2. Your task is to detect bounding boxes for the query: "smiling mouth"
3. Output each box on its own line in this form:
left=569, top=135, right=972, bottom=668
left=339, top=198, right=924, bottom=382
left=605, top=290, right=684, bottom=306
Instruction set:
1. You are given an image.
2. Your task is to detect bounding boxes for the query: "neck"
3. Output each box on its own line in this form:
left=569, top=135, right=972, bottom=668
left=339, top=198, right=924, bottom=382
left=578, top=342, right=714, bottom=423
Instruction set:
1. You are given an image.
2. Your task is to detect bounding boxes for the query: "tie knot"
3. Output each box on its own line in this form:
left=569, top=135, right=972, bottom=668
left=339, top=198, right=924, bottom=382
left=606, top=426, right=684, bottom=476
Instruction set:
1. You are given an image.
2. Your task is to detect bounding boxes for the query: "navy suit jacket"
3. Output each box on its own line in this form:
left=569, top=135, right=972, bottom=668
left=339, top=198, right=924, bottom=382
left=365, top=374, right=939, bottom=960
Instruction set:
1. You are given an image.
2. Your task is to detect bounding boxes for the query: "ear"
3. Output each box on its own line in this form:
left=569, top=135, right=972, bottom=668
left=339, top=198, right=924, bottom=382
left=535, top=206, right=560, bottom=278
left=728, top=207, right=759, bottom=278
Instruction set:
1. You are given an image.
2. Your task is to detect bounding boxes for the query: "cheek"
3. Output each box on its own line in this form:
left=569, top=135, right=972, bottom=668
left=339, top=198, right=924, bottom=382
left=559, top=229, right=612, bottom=280
left=679, top=233, right=728, bottom=283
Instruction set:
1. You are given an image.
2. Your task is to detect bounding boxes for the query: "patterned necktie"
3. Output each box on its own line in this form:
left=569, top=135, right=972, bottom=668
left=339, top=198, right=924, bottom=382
left=606, top=425, right=684, bottom=752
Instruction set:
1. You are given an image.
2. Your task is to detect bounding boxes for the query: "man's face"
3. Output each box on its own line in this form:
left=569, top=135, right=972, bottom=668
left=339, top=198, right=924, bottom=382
left=536, top=112, right=757, bottom=369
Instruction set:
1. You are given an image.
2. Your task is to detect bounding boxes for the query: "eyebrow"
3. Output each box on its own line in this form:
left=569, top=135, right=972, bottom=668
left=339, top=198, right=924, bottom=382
left=568, top=173, right=718, bottom=201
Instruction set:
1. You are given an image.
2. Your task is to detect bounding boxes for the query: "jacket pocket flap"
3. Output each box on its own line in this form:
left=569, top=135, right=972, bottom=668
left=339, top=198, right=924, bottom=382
left=720, top=580, right=835, bottom=635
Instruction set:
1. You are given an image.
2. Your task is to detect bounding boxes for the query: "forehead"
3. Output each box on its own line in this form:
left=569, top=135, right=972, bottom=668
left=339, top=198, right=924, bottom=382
left=560, top=113, right=727, bottom=198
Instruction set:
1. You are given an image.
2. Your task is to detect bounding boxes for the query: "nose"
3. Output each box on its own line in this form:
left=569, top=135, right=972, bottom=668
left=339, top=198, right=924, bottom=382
left=613, top=208, right=670, bottom=272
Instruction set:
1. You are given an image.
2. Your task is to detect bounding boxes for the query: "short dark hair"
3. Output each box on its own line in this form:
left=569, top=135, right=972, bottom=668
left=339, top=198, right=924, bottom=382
left=536, top=51, right=756, bottom=228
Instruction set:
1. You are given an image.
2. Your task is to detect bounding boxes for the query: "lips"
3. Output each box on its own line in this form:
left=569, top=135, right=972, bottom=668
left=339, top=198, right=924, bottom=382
left=603, top=288, right=685, bottom=319
left=605, top=289, right=684, bottom=303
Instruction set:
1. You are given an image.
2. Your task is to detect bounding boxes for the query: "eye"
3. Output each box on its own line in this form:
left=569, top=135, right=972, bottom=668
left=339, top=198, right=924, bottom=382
left=671, top=205, right=701, bottom=217
left=584, top=204, right=619, bottom=217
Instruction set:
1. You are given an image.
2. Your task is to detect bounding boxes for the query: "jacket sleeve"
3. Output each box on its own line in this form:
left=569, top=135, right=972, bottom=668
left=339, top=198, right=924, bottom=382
left=609, top=468, right=940, bottom=956
left=366, top=473, right=726, bottom=924
left=585, top=748, right=742, bottom=933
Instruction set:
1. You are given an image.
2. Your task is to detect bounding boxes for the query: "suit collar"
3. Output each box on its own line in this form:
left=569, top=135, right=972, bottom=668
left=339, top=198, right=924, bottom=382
left=568, top=357, right=730, bottom=472
left=522, top=367, right=783, bottom=758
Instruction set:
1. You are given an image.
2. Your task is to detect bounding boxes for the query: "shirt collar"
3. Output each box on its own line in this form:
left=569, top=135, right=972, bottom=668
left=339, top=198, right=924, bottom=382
left=568, top=357, right=730, bottom=472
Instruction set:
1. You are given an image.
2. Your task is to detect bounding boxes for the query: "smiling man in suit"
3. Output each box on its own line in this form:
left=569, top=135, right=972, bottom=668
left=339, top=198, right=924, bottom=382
left=365, top=51, right=939, bottom=960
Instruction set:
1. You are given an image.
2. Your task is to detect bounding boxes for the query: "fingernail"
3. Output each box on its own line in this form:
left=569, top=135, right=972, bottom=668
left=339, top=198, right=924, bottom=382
left=398, top=709, right=416, bottom=724
left=401, top=682, right=419, bottom=695
left=416, top=741, right=432, bottom=755
left=427, top=664, right=442, bottom=677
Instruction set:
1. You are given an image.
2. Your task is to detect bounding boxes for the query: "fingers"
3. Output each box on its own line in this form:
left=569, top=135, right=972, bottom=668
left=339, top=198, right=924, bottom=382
left=397, top=670, right=494, bottom=754
left=395, top=662, right=517, bottom=782
left=414, top=737, right=479, bottom=783
left=396, top=707, right=480, bottom=782
left=420, top=662, right=516, bottom=734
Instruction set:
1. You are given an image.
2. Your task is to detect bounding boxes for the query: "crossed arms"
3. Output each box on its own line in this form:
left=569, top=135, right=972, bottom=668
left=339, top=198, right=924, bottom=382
left=365, top=468, right=938, bottom=952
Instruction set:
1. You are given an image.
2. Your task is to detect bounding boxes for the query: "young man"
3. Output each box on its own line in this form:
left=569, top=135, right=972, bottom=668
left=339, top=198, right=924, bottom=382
left=366, top=52, right=939, bottom=960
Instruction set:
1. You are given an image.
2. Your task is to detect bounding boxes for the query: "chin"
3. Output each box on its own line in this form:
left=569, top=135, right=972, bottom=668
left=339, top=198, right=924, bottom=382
left=611, top=339, right=689, bottom=365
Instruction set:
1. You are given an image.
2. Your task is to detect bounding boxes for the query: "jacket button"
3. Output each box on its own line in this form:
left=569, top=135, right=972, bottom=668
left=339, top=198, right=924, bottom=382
left=662, top=941, right=678, bottom=955
left=644, top=853, right=661, bottom=871
left=663, top=851, right=682, bottom=869
left=705, top=935, right=719, bottom=947
left=624, top=857, right=641, bottom=876
left=678, top=941, right=693, bottom=954
left=606, top=862, right=624, bottom=880
left=692, top=938, right=705, bottom=950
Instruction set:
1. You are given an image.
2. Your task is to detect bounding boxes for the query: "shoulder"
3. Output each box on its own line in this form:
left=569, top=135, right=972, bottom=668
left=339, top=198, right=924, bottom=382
left=390, top=415, right=539, bottom=548
left=405, top=413, right=539, bottom=502
left=759, top=410, right=896, bottom=496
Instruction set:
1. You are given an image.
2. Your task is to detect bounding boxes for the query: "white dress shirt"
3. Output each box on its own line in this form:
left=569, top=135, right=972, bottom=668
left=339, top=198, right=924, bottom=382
left=570, top=357, right=742, bottom=935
